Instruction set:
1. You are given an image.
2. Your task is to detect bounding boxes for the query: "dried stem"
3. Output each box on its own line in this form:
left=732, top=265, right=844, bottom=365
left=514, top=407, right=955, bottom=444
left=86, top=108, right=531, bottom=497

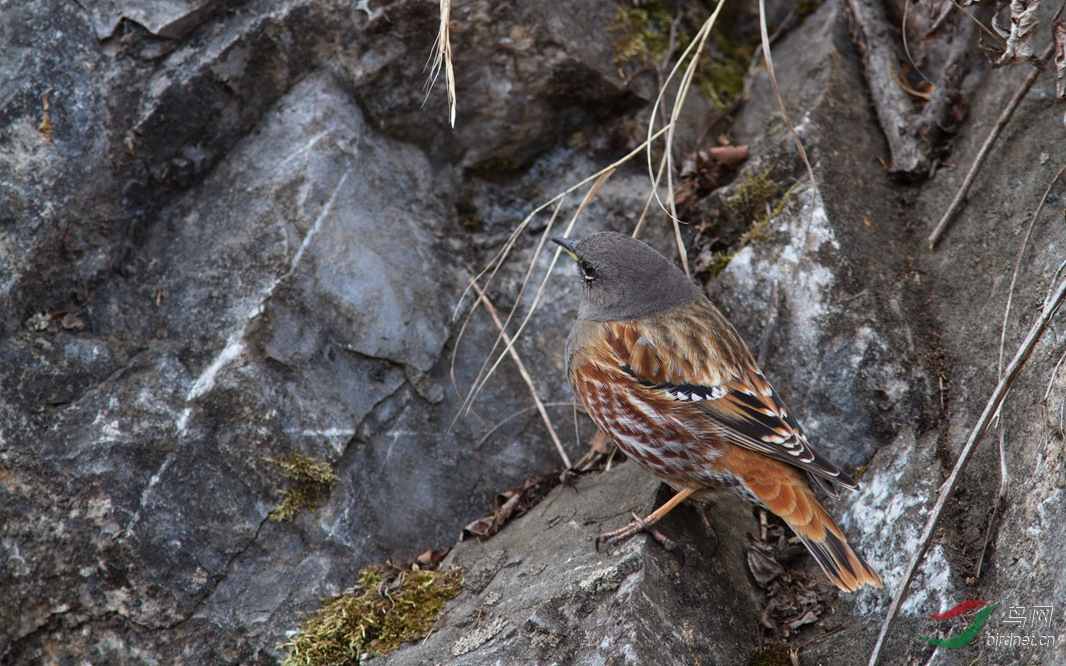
left=425, top=0, right=456, bottom=127
left=471, top=283, right=572, bottom=469
left=928, top=41, right=1055, bottom=248
left=460, top=170, right=616, bottom=417
left=759, top=0, right=819, bottom=252
left=972, top=428, right=1008, bottom=578
left=846, top=0, right=924, bottom=173
left=757, top=279, right=781, bottom=369
left=868, top=272, right=1066, bottom=666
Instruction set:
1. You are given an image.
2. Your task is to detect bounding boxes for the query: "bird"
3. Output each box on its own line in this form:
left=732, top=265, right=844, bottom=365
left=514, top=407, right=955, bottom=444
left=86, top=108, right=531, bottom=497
left=553, top=231, right=881, bottom=592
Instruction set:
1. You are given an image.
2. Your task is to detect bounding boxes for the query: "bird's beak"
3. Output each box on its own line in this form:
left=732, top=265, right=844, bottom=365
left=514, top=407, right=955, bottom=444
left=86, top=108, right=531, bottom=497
left=552, top=236, right=580, bottom=261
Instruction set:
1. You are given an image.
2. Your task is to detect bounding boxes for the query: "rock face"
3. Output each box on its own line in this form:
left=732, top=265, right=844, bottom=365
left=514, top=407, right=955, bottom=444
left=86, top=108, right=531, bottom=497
left=0, top=0, right=647, bottom=662
left=3, top=0, right=1066, bottom=664
left=377, top=461, right=761, bottom=666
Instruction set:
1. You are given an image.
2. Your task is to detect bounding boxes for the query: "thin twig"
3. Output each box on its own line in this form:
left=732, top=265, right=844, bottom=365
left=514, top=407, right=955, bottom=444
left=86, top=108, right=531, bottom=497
left=461, top=197, right=568, bottom=413
left=449, top=195, right=568, bottom=432
left=997, top=163, right=1066, bottom=380
left=460, top=170, right=616, bottom=417
left=902, top=0, right=934, bottom=85
left=451, top=128, right=670, bottom=426
left=974, top=163, right=1066, bottom=575
left=475, top=402, right=575, bottom=449
left=868, top=272, right=1066, bottom=666
left=1044, top=347, right=1066, bottom=402
left=471, top=283, right=572, bottom=469
left=795, top=621, right=852, bottom=650
left=928, top=40, right=1055, bottom=248
left=453, top=125, right=667, bottom=322
left=759, top=0, right=819, bottom=254
left=425, top=0, right=456, bottom=127
left=757, top=279, right=781, bottom=369
left=972, top=428, right=1008, bottom=578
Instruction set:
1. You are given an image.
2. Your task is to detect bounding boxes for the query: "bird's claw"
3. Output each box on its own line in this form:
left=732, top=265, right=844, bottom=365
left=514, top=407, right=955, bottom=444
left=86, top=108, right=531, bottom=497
left=595, top=512, right=685, bottom=566
left=697, top=504, right=719, bottom=558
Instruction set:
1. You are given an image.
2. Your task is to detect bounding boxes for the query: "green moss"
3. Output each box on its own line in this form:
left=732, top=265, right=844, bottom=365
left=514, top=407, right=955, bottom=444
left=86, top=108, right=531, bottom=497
left=694, top=30, right=753, bottom=110
left=280, top=566, right=465, bottom=666
left=727, top=169, right=778, bottom=217
left=267, top=454, right=337, bottom=522
left=608, top=2, right=755, bottom=110
left=608, top=4, right=676, bottom=65
left=749, top=643, right=793, bottom=666
left=702, top=170, right=796, bottom=277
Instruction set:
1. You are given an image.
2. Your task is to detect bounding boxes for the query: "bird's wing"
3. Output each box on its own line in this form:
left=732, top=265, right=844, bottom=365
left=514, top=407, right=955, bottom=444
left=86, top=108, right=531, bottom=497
left=608, top=318, right=857, bottom=494
left=698, top=366, right=857, bottom=495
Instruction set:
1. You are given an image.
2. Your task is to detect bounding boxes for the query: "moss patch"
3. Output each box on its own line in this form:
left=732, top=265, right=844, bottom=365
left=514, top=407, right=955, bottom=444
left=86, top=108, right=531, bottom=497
left=695, top=168, right=795, bottom=277
left=608, top=2, right=754, bottom=110
left=608, top=4, right=677, bottom=65
left=695, top=30, right=753, bottom=110
left=267, top=454, right=337, bottom=522
left=749, top=642, right=793, bottom=666
left=281, top=566, right=465, bottom=666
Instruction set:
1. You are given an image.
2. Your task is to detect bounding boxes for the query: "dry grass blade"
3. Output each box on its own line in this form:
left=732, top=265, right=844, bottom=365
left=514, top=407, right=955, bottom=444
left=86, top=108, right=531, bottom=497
left=425, top=0, right=456, bottom=127
left=997, top=162, right=1066, bottom=378
left=867, top=272, right=1066, bottom=666
left=949, top=0, right=1008, bottom=45
left=475, top=402, right=574, bottom=449
left=461, top=171, right=616, bottom=413
left=471, top=283, right=572, bottom=469
left=973, top=162, right=1066, bottom=577
left=637, top=0, right=728, bottom=271
left=452, top=0, right=739, bottom=457
left=902, top=0, right=934, bottom=85
left=450, top=127, right=671, bottom=435
left=454, top=196, right=568, bottom=420
left=1045, top=346, right=1066, bottom=401
left=928, top=40, right=1055, bottom=248
left=759, top=0, right=819, bottom=254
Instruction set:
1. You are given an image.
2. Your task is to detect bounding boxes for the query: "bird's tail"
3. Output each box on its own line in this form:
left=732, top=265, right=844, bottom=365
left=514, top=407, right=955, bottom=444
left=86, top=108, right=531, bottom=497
left=747, top=469, right=882, bottom=592
left=794, top=523, right=882, bottom=592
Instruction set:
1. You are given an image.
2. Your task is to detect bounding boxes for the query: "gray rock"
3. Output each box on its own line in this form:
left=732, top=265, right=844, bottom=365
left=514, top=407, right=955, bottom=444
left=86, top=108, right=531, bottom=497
left=376, top=461, right=761, bottom=666
left=0, top=0, right=661, bottom=661
left=719, top=1, right=1066, bottom=665
left=5, top=0, right=1066, bottom=662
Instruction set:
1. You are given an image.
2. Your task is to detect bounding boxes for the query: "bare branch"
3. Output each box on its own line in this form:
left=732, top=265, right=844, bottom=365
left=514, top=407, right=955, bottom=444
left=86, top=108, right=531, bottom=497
left=868, top=272, right=1066, bottom=666
left=929, top=40, right=1055, bottom=247
left=425, top=0, right=456, bottom=127
left=472, top=283, right=572, bottom=469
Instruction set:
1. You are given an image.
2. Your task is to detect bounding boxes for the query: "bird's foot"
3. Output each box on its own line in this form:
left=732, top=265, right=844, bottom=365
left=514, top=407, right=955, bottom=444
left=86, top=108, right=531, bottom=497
left=596, top=512, right=685, bottom=566
left=696, top=502, right=719, bottom=558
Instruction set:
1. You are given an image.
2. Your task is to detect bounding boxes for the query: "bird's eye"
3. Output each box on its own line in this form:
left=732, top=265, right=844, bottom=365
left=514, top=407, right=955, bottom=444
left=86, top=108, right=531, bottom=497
left=579, top=260, right=596, bottom=281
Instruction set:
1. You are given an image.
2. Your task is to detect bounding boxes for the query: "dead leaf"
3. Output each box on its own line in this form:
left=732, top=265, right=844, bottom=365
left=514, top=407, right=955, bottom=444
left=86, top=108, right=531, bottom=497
left=995, top=0, right=1041, bottom=67
left=706, top=145, right=750, bottom=168
left=1054, top=17, right=1066, bottom=98
left=60, top=313, right=84, bottom=331
left=747, top=535, right=787, bottom=587
left=787, top=605, right=823, bottom=630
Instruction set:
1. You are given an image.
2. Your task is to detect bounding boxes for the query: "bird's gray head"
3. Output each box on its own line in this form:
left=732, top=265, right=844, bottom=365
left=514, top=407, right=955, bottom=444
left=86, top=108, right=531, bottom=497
left=552, top=231, right=703, bottom=321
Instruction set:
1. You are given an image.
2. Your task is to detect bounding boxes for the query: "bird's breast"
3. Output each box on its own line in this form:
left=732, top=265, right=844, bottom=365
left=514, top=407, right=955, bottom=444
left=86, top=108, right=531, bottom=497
left=567, top=321, right=728, bottom=487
